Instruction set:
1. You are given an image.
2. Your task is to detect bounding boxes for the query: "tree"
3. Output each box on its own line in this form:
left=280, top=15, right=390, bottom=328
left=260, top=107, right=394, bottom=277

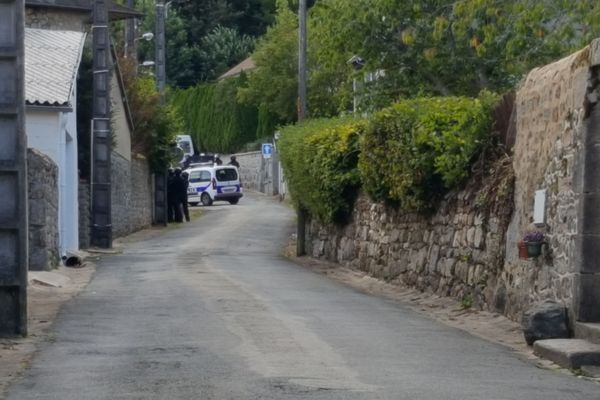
left=197, top=26, right=256, bottom=82
left=238, top=0, right=298, bottom=123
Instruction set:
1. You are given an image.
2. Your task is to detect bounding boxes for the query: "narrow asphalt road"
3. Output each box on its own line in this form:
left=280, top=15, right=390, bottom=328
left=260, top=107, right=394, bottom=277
left=6, top=193, right=600, bottom=399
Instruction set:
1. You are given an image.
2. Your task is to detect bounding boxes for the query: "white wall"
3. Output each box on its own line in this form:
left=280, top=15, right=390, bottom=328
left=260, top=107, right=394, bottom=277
left=111, top=70, right=132, bottom=161
left=26, top=107, right=79, bottom=256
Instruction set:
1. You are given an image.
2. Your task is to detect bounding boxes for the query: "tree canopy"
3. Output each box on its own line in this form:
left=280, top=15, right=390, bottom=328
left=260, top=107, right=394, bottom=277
left=241, top=0, right=600, bottom=120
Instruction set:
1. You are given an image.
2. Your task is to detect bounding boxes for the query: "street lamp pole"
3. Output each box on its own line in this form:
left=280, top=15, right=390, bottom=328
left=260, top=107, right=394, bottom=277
left=296, top=0, right=307, bottom=256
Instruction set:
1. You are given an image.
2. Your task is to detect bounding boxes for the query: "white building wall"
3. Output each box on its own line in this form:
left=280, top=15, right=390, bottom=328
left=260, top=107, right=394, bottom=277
left=26, top=107, right=79, bottom=256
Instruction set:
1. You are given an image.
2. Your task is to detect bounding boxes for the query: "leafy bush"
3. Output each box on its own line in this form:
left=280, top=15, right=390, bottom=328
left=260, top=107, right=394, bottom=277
left=119, top=57, right=182, bottom=173
left=358, top=94, right=497, bottom=210
left=278, top=117, right=365, bottom=224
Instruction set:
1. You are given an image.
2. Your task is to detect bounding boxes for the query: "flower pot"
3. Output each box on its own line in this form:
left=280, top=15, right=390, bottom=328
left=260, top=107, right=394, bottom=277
left=525, top=241, right=543, bottom=258
left=517, top=240, right=529, bottom=259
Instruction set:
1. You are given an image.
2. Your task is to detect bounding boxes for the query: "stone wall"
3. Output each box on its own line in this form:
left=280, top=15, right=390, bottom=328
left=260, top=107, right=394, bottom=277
left=303, top=40, right=600, bottom=324
left=231, top=151, right=280, bottom=195
left=111, top=152, right=153, bottom=238
left=28, top=149, right=59, bottom=271
left=306, top=160, right=515, bottom=316
left=505, top=41, right=598, bottom=323
left=79, top=180, right=90, bottom=249
left=25, top=8, right=88, bottom=32
left=233, top=151, right=262, bottom=192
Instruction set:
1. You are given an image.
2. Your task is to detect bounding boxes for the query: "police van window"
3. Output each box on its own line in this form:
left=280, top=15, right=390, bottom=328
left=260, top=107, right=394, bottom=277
left=216, top=168, right=238, bottom=182
left=189, top=170, right=211, bottom=183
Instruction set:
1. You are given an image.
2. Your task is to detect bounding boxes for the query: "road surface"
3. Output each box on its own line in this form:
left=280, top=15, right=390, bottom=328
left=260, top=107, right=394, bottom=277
left=6, top=193, right=600, bottom=399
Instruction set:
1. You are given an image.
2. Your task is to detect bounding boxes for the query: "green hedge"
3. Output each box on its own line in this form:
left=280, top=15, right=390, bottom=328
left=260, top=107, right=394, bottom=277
left=359, top=94, right=497, bottom=210
left=279, top=117, right=365, bottom=224
left=170, top=74, right=260, bottom=154
left=278, top=94, right=498, bottom=222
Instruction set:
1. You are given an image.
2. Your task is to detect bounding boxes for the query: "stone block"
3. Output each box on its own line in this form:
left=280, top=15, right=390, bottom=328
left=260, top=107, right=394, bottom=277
left=427, top=244, right=440, bottom=273
left=522, top=300, right=569, bottom=345
left=533, top=339, right=600, bottom=369
left=575, top=273, right=600, bottom=322
left=452, top=231, right=461, bottom=248
left=473, top=226, right=484, bottom=249
left=466, top=227, right=475, bottom=246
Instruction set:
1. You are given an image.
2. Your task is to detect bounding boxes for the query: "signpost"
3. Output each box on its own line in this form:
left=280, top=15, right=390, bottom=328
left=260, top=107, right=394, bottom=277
left=0, top=0, right=28, bottom=335
left=262, top=143, right=273, bottom=159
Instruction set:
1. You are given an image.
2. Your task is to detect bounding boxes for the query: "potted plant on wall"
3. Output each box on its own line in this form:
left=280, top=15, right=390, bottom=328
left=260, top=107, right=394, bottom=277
left=522, top=230, right=545, bottom=258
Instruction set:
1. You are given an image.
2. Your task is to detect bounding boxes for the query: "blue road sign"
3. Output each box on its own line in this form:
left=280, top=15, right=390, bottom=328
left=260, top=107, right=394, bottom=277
left=262, top=143, right=273, bottom=159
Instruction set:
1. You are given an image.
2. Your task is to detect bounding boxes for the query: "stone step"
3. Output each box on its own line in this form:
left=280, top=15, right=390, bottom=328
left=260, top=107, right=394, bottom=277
left=575, top=322, right=600, bottom=344
left=533, top=339, right=600, bottom=369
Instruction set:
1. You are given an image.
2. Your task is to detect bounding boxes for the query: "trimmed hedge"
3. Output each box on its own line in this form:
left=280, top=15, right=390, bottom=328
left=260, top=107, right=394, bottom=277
left=359, top=94, right=497, bottom=210
left=278, top=117, right=365, bottom=224
left=171, top=74, right=259, bottom=154
left=278, top=94, right=498, bottom=222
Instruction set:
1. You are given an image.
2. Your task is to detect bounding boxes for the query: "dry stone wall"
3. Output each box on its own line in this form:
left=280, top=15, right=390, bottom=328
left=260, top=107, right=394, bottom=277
left=28, top=149, right=59, bottom=271
left=306, top=163, right=514, bottom=315
left=111, top=152, right=153, bottom=238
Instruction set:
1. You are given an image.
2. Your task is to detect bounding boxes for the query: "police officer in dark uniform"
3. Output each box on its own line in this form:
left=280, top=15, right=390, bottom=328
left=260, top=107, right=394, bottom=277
left=181, top=171, right=191, bottom=222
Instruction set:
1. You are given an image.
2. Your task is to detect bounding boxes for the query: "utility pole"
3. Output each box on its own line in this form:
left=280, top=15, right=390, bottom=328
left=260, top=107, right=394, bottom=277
left=155, top=0, right=166, bottom=103
left=153, top=0, right=168, bottom=225
left=0, top=0, right=28, bottom=335
left=90, top=0, right=112, bottom=248
left=296, top=0, right=307, bottom=256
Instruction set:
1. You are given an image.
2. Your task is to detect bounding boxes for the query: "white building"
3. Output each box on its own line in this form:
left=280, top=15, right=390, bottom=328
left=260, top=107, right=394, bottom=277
left=24, top=28, right=86, bottom=256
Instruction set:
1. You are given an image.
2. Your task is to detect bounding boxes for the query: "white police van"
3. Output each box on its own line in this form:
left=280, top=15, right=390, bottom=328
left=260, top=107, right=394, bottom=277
left=186, top=165, right=242, bottom=206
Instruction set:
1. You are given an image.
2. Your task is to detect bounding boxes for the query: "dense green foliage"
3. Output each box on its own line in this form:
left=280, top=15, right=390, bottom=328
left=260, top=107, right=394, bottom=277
left=134, top=0, right=275, bottom=87
left=171, top=75, right=259, bottom=153
left=243, top=0, right=600, bottom=120
left=120, top=58, right=183, bottom=172
left=359, top=94, right=497, bottom=210
left=278, top=94, right=497, bottom=221
left=278, top=118, right=364, bottom=223
left=238, top=1, right=298, bottom=124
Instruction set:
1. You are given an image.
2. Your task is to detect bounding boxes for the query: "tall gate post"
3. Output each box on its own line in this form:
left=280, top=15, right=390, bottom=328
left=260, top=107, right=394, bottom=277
left=90, top=0, right=112, bottom=248
left=0, top=0, right=28, bottom=335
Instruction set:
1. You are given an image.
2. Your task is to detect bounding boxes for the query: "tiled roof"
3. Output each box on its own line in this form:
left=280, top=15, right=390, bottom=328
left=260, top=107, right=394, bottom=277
left=25, top=28, right=86, bottom=107
left=218, top=57, right=256, bottom=80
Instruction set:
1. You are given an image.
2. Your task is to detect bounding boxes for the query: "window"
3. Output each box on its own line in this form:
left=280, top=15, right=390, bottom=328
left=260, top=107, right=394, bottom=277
left=189, top=170, right=211, bottom=183
left=215, top=168, right=238, bottom=182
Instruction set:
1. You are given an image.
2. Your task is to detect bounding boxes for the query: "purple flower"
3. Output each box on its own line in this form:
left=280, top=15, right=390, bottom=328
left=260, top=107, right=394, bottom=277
left=523, top=230, right=544, bottom=243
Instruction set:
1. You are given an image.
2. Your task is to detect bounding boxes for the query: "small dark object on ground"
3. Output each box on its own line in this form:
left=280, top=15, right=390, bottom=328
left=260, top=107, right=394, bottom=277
left=62, top=255, right=82, bottom=268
